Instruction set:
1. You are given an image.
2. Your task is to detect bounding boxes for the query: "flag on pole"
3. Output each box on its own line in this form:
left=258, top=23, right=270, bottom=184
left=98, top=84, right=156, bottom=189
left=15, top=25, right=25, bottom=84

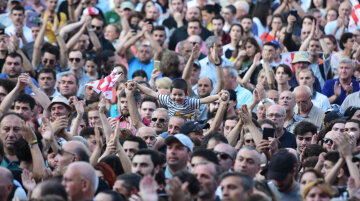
left=86, top=69, right=122, bottom=100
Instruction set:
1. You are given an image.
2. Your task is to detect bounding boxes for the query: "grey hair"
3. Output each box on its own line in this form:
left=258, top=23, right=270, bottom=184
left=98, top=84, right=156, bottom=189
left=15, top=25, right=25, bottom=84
left=205, top=36, right=221, bottom=55
left=293, top=85, right=312, bottom=98
left=196, top=161, right=222, bottom=182
left=152, top=108, right=169, bottom=120
left=223, top=66, right=238, bottom=78
left=338, top=58, right=354, bottom=69
left=220, top=172, right=253, bottom=191
left=234, top=1, right=249, bottom=13
left=238, top=146, right=262, bottom=165
left=68, top=162, right=99, bottom=192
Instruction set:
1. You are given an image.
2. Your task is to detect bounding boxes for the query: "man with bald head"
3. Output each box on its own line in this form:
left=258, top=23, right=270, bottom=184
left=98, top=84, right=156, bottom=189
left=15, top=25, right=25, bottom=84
left=62, top=161, right=98, bottom=201
left=137, top=127, right=157, bottom=149
left=266, top=105, right=297, bottom=148
left=197, top=77, right=213, bottom=98
left=214, top=143, right=236, bottom=172
left=54, top=141, right=90, bottom=174
left=0, top=167, right=13, bottom=201
left=234, top=147, right=261, bottom=179
left=279, top=91, right=304, bottom=133
left=294, top=86, right=325, bottom=129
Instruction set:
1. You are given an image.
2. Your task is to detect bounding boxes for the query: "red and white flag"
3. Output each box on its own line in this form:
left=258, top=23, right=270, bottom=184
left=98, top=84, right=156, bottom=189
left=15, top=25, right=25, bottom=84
left=281, top=52, right=296, bottom=72
left=86, top=69, right=122, bottom=100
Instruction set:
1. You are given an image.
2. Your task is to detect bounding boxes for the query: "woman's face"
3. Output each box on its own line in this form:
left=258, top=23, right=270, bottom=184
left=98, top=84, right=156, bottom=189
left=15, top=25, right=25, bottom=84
left=245, top=42, right=256, bottom=57
left=130, top=17, right=141, bottom=27
left=313, top=0, right=324, bottom=8
left=104, top=25, right=119, bottom=42
left=300, top=172, right=317, bottom=193
left=85, top=60, right=98, bottom=74
left=230, top=26, right=242, bottom=41
left=271, top=17, right=283, bottom=31
left=145, top=1, right=155, bottom=12
left=326, top=10, right=337, bottom=22
left=324, top=38, right=336, bottom=52
left=276, top=27, right=286, bottom=43
left=305, top=186, right=331, bottom=201
left=303, top=18, right=313, bottom=29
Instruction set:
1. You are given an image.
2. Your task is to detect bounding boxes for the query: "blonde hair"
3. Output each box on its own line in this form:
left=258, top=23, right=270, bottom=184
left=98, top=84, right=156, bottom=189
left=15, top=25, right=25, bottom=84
left=302, top=179, right=334, bottom=199
left=156, top=77, right=172, bottom=89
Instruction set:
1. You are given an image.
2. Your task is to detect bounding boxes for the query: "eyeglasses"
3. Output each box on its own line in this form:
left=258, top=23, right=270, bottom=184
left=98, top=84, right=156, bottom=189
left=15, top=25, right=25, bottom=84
left=245, top=139, right=255, bottom=144
left=91, top=25, right=102, bottom=30
left=151, top=118, right=166, bottom=123
left=266, top=113, right=283, bottom=118
left=58, top=149, right=76, bottom=156
left=214, top=151, right=233, bottom=160
left=143, top=136, right=156, bottom=141
left=322, top=138, right=334, bottom=145
left=69, top=58, right=81, bottom=62
left=43, top=58, right=55, bottom=65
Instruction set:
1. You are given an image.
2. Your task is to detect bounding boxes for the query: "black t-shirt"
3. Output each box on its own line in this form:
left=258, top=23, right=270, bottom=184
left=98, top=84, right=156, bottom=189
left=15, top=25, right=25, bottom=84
left=0, top=58, right=5, bottom=72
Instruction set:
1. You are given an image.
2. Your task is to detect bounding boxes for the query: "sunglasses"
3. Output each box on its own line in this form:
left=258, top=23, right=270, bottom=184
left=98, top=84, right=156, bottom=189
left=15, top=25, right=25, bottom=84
left=143, top=136, right=156, bottom=141
left=69, top=58, right=81, bottom=62
left=245, top=139, right=255, bottom=144
left=151, top=118, right=166, bottom=123
left=322, top=138, right=334, bottom=145
left=214, top=151, right=232, bottom=160
left=91, top=25, right=102, bottom=30
left=43, top=58, right=55, bottom=65
left=58, top=148, right=76, bottom=156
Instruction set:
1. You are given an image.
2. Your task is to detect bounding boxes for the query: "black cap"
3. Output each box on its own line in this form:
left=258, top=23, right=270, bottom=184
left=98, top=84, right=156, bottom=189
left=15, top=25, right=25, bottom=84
left=344, top=106, right=360, bottom=120
left=323, top=111, right=346, bottom=124
left=179, top=121, right=210, bottom=135
left=267, top=150, right=297, bottom=181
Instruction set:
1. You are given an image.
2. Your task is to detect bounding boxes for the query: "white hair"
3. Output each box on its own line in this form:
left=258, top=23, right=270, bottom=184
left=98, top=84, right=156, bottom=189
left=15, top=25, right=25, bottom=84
left=234, top=1, right=249, bottom=13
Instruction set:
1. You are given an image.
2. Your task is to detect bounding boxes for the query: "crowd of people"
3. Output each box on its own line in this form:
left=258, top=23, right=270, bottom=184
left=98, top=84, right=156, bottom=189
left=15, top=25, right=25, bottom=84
left=1, top=0, right=360, bottom=200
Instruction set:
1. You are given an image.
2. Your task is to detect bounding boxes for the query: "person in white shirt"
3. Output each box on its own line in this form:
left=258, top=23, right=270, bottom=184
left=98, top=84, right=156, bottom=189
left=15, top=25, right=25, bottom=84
left=5, top=5, right=33, bottom=47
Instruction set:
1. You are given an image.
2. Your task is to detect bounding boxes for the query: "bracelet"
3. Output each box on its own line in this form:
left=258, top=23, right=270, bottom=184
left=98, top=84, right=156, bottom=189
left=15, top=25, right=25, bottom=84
left=214, top=61, right=221, bottom=66
left=29, top=139, right=38, bottom=148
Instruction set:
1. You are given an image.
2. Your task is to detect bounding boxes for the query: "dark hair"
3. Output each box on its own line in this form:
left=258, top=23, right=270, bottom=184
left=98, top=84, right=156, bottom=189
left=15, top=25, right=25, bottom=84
left=100, top=50, right=115, bottom=63
left=237, top=37, right=261, bottom=61
left=38, top=68, right=56, bottom=80
left=132, top=69, right=148, bottom=79
left=141, top=96, right=159, bottom=108
left=187, top=18, right=202, bottom=28
left=170, top=79, right=188, bottom=94
left=133, top=149, right=161, bottom=167
left=140, top=0, right=155, bottom=16
left=125, top=135, right=148, bottom=149
left=161, top=51, right=181, bottom=78
left=259, top=119, right=276, bottom=129
left=68, top=49, right=86, bottom=59
left=270, top=14, right=285, bottom=31
left=346, top=119, right=360, bottom=129
left=100, top=155, right=125, bottom=176
left=301, top=15, right=316, bottom=26
left=191, top=149, right=219, bottom=165
left=0, top=139, right=4, bottom=157
left=0, top=112, right=26, bottom=123
left=128, top=11, right=143, bottom=26
left=38, top=180, right=68, bottom=201
left=173, top=171, right=200, bottom=195
left=92, top=15, right=105, bottom=27
left=226, top=89, right=237, bottom=102
left=240, top=14, right=253, bottom=22
left=14, top=138, right=33, bottom=162
left=275, top=64, right=293, bottom=78
left=11, top=5, right=25, bottom=13
left=116, top=173, right=141, bottom=192
left=263, top=42, right=277, bottom=50
left=80, top=127, right=103, bottom=139
left=94, top=162, right=116, bottom=188
left=98, top=190, right=125, bottom=201
left=211, top=15, right=225, bottom=25
left=252, top=0, right=271, bottom=27
left=310, top=0, right=326, bottom=9
left=324, top=151, right=350, bottom=177
left=220, top=172, right=253, bottom=191
left=0, top=79, right=15, bottom=94
left=340, top=33, right=354, bottom=50
left=14, top=94, right=36, bottom=110
left=201, top=132, right=228, bottom=148
left=294, top=121, right=318, bottom=136
left=300, top=168, right=323, bottom=181
left=152, top=25, right=165, bottom=32
left=41, top=43, right=60, bottom=60
left=114, top=64, right=128, bottom=78
left=73, top=147, right=90, bottom=162
left=225, top=5, right=236, bottom=15
left=202, top=4, right=221, bottom=15
left=118, top=89, right=141, bottom=103
left=302, top=144, right=326, bottom=161
left=326, top=8, right=338, bottom=19
left=229, top=23, right=244, bottom=36
left=6, top=52, right=23, bottom=64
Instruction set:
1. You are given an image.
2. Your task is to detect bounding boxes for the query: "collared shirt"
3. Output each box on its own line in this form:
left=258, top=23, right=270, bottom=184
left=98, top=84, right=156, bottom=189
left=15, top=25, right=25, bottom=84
left=234, top=84, right=253, bottom=109
left=199, top=56, right=233, bottom=88
left=289, top=73, right=322, bottom=93
left=5, top=24, right=33, bottom=47
left=278, top=128, right=297, bottom=149
left=308, top=55, right=331, bottom=88
left=285, top=114, right=304, bottom=134
left=0, top=155, right=21, bottom=172
left=56, top=70, right=93, bottom=99
left=341, top=91, right=360, bottom=111
left=295, top=105, right=325, bottom=129
left=0, top=73, right=39, bottom=94
left=312, top=91, right=330, bottom=112
left=165, top=165, right=190, bottom=179
left=322, top=78, right=360, bottom=106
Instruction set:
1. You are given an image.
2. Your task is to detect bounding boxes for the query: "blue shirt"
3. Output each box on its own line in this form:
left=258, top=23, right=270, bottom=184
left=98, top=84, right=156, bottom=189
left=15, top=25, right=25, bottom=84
left=56, top=70, right=93, bottom=99
left=279, top=129, right=297, bottom=149
left=234, top=84, right=253, bottom=109
left=322, top=78, right=360, bottom=105
left=0, top=73, right=39, bottom=94
left=128, top=57, right=154, bottom=80
left=199, top=56, right=233, bottom=88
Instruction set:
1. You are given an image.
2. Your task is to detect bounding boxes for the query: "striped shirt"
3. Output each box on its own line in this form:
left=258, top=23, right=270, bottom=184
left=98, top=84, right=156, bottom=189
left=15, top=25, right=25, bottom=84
left=158, top=94, right=200, bottom=120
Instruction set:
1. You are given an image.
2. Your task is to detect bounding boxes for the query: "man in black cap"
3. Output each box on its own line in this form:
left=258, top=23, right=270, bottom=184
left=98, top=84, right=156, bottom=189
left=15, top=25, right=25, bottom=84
left=180, top=121, right=209, bottom=141
left=267, top=149, right=302, bottom=201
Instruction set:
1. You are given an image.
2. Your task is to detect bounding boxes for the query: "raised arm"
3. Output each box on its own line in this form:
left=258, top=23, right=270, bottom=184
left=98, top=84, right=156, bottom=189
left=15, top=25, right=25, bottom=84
left=136, top=80, right=158, bottom=98
left=239, top=105, right=262, bottom=146
left=69, top=97, right=84, bottom=136
left=199, top=94, right=219, bottom=104
left=240, top=53, right=261, bottom=87
left=86, top=18, right=101, bottom=53
left=338, top=134, right=360, bottom=187
left=299, top=20, right=315, bottom=52
left=227, top=119, right=243, bottom=147
left=182, top=44, right=200, bottom=95
left=0, top=75, right=26, bottom=116
left=143, top=23, right=162, bottom=55
left=205, top=91, right=229, bottom=135
left=98, top=94, right=112, bottom=143
left=59, top=19, right=84, bottom=40
left=66, top=22, right=87, bottom=50
left=32, top=18, right=48, bottom=69
left=90, top=126, right=103, bottom=166
left=67, top=0, right=76, bottom=21
left=125, top=81, right=146, bottom=129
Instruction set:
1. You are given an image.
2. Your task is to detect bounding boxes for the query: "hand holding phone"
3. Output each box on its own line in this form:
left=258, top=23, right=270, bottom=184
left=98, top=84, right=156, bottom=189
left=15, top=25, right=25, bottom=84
left=263, top=128, right=275, bottom=140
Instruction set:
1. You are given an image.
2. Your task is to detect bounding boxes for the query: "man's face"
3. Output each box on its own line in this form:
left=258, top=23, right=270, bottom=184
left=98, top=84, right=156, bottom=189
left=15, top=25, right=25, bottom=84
left=84, top=86, right=100, bottom=102
left=332, top=123, right=345, bottom=133
left=308, top=40, right=321, bottom=56
left=166, top=141, right=190, bottom=167
left=167, top=117, right=184, bottom=135
left=45, top=0, right=58, bottom=11
left=191, top=66, right=201, bottom=84
left=296, top=132, right=313, bottom=154
left=50, top=103, right=70, bottom=118
left=68, top=51, right=84, bottom=71
left=212, top=40, right=223, bottom=57
left=58, top=75, right=78, bottom=98
left=197, top=78, right=213, bottom=98
left=103, top=55, right=116, bottom=73
left=0, top=86, right=9, bottom=103
left=234, top=149, right=260, bottom=178
left=123, top=141, right=139, bottom=159
left=212, top=19, right=223, bottom=33
left=113, top=180, right=131, bottom=198
left=192, top=164, right=218, bottom=199
left=180, top=42, right=193, bottom=59
left=138, top=130, right=157, bottom=149
left=214, top=144, right=234, bottom=172
left=75, top=34, right=90, bottom=51
left=4, top=56, right=22, bottom=78
left=187, top=21, right=201, bottom=36
left=152, top=30, right=166, bottom=46
left=186, top=7, right=200, bottom=21
left=240, top=18, right=253, bottom=33
left=266, top=106, right=285, bottom=129
left=118, top=97, right=129, bottom=117
left=61, top=167, right=83, bottom=199
left=223, top=69, right=234, bottom=89
left=151, top=111, right=168, bottom=134
left=299, top=71, right=315, bottom=88
left=221, top=8, right=234, bottom=22
left=294, top=62, right=310, bottom=74
left=0, top=35, right=9, bottom=52
left=171, top=0, right=183, bottom=12
left=345, top=122, right=360, bottom=139
left=339, top=3, right=351, bottom=17
left=321, top=160, right=334, bottom=177
left=42, top=52, right=57, bottom=69
left=262, top=45, right=275, bottom=61
left=0, top=115, right=24, bottom=153
left=338, top=62, right=353, bottom=80
left=224, top=120, right=237, bottom=137
left=88, top=110, right=101, bottom=127
left=221, top=176, right=248, bottom=201
left=138, top=46, right=153, bottom=64
left=300, top=26, right=311, bottom=41
left=272, top=173, right=294, bottom=192
left=208, top=100, right=220, bottom=118
left=38, top=73, right=56, bottom=92
left=146, top=6, right=159, bottom=20
left=132, top=154, right=155, bottom=177
left=55, top=143, right=76, bottom=173
left=14, top=102, right=33, bottom=121
left=10, top=10, right=24, bottom=25
left=140, top=101, right=157, bottom=121
left=91, top=18, right=104, bottom=36
left=295, top=92, right=312, bottom=114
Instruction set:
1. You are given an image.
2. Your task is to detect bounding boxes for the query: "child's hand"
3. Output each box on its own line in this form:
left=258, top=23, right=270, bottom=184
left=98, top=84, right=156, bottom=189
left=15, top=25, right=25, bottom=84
left=125, top=80, right=137, bottom=91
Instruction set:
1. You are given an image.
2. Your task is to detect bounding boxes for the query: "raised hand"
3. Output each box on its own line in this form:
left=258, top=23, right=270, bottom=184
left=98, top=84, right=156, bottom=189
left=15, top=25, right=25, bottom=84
left=18, top=73, right=35, bottom=88
left=50, top=116, right=68, bottom=135
left=210, top=43, right=220, bottom=65
left=167, top=177, right=191, bottom=201
left=70, top=96, right=85, bottom=117
left=139, top=175, right=158, bottom=201
left=21, top=122, right=37, bottom=144
left=219, top=90, right=230, bottom=102
left=191, top=43, right=201, bottom=59
left=94, top=126, right=103, bottom=149
left=98, top=94, right=107, bottom=114
left=239, top=104, right=252, bottom=125
left=345, top=82, right=353, bottom=96
left=41, top=117, right=54, bottom=142
left=253, top=52, right=261, bottom=66
left=334, top=81, right=341, bottom=97
left=21, top=169, right=36, bottom=192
